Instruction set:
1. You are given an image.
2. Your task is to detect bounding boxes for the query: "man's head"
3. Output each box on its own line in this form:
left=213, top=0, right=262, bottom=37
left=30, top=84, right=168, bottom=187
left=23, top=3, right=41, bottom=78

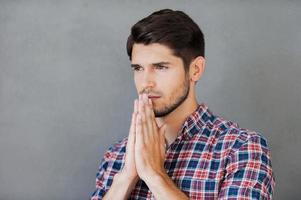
left=127, top=9, right=205, bottom=72
left=127, top=9, right=205, bottom=117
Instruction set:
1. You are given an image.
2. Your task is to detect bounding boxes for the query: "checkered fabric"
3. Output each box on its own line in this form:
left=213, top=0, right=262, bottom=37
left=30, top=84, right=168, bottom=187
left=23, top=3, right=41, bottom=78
left=91, top=103, right=275, bottom=199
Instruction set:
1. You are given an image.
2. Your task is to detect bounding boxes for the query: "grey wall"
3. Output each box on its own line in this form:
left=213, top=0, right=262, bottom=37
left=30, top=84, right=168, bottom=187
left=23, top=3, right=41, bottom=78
left=0, top=1, right=300, bottom=199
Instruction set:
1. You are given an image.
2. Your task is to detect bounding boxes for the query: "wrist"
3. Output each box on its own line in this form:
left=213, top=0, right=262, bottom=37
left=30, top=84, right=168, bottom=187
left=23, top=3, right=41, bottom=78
left=113, top=171, right=139, bottom=192
left=143, top=172, right=189, bottom=200
left=116, top=170, right=139, bottom=183
left=143, top=170, right=168, bottom=188
left=104, top=172, right=138, bottom=200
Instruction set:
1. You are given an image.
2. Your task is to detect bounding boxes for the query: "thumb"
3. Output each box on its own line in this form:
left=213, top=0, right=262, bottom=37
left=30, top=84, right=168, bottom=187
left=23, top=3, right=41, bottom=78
left=159, top=124, right=167, bottom=136
left=159, top=124, right=167, bottom=146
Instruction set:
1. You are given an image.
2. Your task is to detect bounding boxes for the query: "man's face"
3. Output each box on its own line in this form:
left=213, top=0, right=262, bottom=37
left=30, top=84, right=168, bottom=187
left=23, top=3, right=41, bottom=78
left=131, top=43, right=190, bottom=117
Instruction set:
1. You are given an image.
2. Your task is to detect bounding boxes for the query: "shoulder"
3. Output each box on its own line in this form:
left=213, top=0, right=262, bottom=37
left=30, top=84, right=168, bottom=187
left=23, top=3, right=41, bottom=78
left=206, top=114, right=271, bottom=155
left=103, top=137, right=128, bottom=159
left=97, top=137, right=128, bottom=174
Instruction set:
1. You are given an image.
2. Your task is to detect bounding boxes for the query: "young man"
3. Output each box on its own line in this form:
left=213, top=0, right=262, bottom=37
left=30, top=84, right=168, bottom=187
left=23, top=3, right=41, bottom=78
left=91, top=9, right=275, bottom=199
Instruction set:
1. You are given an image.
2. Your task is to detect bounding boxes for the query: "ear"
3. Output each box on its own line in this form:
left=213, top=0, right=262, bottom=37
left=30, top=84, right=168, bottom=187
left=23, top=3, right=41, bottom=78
left=189, top=56, right=205, bottom=83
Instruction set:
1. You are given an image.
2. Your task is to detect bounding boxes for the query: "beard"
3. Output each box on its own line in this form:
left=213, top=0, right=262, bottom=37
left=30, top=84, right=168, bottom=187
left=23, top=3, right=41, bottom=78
left=153, top=76, right=190, bottom=118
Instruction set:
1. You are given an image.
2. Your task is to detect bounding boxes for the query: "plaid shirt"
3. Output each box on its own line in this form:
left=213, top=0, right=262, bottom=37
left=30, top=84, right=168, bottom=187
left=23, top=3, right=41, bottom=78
left=91, top=103, right=275, bottom=199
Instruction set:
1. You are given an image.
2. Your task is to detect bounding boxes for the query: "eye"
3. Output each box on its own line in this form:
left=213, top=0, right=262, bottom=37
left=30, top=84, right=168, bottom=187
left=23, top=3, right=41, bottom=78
left=132, top=66, right=143, bottom=71
left=155, top=65, right=168, bottom=70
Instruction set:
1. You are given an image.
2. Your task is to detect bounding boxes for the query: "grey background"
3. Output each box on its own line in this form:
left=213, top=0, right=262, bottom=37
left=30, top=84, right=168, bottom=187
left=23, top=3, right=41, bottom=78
left=0, top=0, right=300, bottom=199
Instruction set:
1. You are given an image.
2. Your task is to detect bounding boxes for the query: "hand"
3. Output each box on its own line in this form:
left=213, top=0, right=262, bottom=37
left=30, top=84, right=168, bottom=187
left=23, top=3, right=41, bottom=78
left=135, top=93, right=167, bottom=181
left=106, top=95, right=186, bottom=200
left=119, top=99, right=139, bottom=181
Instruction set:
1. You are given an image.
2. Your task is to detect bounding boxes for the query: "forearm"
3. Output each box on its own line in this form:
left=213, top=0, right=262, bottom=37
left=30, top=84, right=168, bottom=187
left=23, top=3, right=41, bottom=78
left=145, top=172, right=189, bottom=200
left=103, top=172, right=138, bottom=200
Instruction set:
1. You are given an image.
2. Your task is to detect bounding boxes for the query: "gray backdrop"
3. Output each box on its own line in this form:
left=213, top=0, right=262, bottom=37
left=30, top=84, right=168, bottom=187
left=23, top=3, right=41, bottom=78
left=0, top=1, right=300, bottom=199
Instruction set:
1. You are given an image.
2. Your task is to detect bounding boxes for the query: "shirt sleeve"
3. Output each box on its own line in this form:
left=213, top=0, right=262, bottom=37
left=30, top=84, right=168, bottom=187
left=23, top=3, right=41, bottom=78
left=90, top=151, right=111, bottom=200
left=218, top=133, right=275, bottom=199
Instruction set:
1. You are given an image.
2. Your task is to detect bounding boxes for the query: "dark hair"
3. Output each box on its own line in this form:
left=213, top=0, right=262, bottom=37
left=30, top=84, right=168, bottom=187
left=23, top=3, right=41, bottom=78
left=126, top=9, right=205, bottom=72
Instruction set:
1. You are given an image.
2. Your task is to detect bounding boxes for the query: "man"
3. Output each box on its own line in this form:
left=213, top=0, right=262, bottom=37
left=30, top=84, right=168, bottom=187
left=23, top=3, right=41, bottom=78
left=91, top=9, right=275, bottom=199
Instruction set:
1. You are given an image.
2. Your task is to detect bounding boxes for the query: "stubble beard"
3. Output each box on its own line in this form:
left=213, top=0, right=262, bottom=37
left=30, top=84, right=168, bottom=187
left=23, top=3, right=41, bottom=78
left=154, top=76, right=190, bottom=118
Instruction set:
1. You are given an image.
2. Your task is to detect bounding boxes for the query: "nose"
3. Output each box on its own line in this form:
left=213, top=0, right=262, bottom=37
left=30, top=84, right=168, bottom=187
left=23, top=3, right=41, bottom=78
left=141, top=68, right=156, bottom=90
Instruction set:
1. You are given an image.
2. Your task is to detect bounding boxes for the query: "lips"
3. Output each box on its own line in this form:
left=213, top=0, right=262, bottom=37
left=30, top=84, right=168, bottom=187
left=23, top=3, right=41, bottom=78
left=148, top=95, right=160, bottom=99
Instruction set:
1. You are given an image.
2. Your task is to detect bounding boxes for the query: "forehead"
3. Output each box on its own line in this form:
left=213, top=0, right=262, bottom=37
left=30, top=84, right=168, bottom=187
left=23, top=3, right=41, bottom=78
left=131, top=43, right=182, bottom=65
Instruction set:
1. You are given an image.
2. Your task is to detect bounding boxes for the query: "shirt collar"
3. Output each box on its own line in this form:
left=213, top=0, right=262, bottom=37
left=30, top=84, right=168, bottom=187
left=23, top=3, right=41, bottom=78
left=179, top=103, right=217, bottom=140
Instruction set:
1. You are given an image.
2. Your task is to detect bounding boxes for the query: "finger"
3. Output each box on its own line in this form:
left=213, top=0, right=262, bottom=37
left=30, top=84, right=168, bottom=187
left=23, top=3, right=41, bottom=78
left=159, top=125, right=167, bottom=156
left=134, top=98, right=138, bottom=113
left=148, top=97, right=161, bottom=133
left=148, top=98, right=155, bottom=119
left=138, top=94, right=143, bottom=114
left=149, top=99, right=160, bottom=138
left=127, top=100, right=137, bottom=148
left=131, top=99, right=138, bottom=138
left=144, top=95, right=155, bottom=120
left=143, top=94, right=155, bottom=140
left=138, top=95, right=146, bottom=125
left=129, top=100, right=138, bottom=136
left=138, top=95, right=145, bottom=124
left=159, top=124, right=166, bottom=137
left=135, top=113, right=144, bottom=146
left=125, top=101, right=137, bottom=165
left=139, top=95, right=150, bottom=143
left=148, top=97, right=158, bottom=134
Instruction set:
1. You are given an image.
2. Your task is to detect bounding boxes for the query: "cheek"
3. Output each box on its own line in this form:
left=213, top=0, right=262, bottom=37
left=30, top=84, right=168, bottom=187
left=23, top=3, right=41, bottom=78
left=164, top=72, right=183, bottom=86
left=163, top=77, right=186, bottom=96
left=160, top=81, right=178, bottom=97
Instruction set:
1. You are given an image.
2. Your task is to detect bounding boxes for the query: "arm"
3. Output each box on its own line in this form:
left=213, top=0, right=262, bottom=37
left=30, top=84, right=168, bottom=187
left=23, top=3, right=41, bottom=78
left=91, top=100, right=139, bottom=200
left=90, top=153, right=110, bottom=200
left=91, top=153, right=138, bottom=200
left=218, top=133, right=275, bottom=199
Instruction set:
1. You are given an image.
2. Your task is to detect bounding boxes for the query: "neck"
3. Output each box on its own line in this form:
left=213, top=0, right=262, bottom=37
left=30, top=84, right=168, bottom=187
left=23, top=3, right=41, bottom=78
left=155, top=90, right=199, bottom=146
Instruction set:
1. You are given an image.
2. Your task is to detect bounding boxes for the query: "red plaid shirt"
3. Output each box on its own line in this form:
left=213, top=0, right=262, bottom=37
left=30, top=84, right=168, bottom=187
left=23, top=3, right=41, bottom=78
left=91, top=103, right=275, bottom=199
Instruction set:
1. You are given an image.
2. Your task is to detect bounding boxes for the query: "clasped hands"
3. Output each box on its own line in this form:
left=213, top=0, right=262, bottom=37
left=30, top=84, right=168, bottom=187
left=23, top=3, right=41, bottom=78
left=121, top=93, right=167, bottom=183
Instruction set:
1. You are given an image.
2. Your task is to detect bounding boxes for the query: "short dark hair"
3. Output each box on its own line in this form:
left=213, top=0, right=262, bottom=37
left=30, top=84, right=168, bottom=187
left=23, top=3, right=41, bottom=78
left=126, top=9, right=205, bottom=72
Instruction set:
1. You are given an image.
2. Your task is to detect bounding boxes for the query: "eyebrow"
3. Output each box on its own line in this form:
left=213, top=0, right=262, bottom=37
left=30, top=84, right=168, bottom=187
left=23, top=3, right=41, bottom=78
left=131, top=62, right=171, bottom=68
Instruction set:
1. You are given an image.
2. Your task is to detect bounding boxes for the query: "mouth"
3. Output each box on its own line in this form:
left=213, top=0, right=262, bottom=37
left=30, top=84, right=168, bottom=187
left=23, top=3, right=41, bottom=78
left=148, top=95, right=161, bottom=99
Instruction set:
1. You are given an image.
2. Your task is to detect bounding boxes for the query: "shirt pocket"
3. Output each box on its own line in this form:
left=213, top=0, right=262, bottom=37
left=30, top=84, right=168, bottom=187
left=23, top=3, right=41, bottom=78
left=176, top=177, right=219, bottom=200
